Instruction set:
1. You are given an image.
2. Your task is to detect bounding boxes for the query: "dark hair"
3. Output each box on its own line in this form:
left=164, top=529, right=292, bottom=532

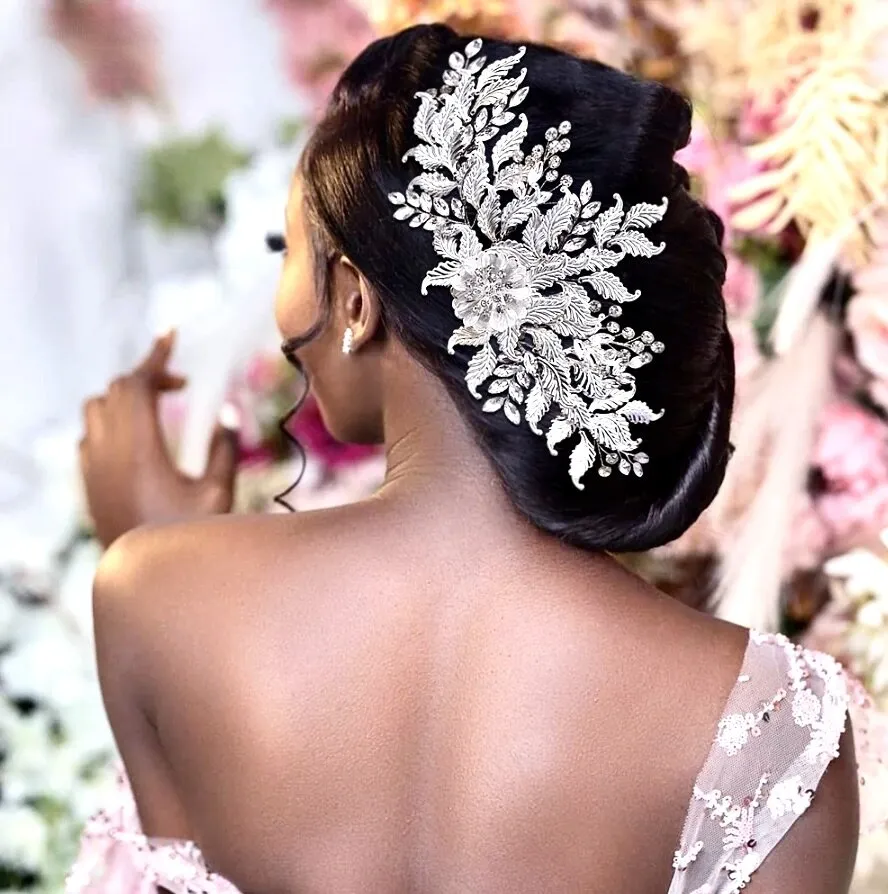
left=299, top=23, right=733, bottom=552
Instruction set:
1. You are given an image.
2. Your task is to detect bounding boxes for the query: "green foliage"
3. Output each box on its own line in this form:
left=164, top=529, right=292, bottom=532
left=0, top=867, right=37, bottom=891
left=138, top=129, right=250, bottom=231
left=275, top=117, right=304, bottom=147
left=735, top=236, right=792, bottom=355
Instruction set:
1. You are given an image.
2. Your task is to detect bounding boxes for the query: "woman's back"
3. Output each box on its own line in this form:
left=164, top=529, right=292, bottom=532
left=72, top=23, right=861, bottom=894
left=90, top=498, right=852, bottom=894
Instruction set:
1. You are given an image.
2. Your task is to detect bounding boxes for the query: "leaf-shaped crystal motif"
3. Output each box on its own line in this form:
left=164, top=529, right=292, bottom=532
left=388, top=39, right=668, bottom=489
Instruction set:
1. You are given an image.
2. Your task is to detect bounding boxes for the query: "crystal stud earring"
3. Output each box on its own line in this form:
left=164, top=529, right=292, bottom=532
left=341, top=327, right=354, bottom=355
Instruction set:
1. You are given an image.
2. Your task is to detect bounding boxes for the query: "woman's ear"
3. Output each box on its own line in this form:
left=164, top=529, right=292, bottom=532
left=333, top=256, right=382, bottom=352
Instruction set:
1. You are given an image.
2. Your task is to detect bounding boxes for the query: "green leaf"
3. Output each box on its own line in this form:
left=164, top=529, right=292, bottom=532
left=276, top=117, right=304, bottom=146
left=138, top=128, right=250, bottom=231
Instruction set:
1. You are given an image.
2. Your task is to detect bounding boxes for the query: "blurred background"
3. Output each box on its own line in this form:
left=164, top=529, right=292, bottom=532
left=2, top=0, right=888, bottom=890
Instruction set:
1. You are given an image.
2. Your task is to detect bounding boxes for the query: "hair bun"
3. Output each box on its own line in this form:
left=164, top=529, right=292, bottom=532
left=303, top=27, right=734, bottom=551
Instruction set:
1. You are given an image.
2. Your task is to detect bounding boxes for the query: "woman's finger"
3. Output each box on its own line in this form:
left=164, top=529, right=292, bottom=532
left=135, top=330, right=176, bottom=379
left=155, top=372, right=187, bottom=392
left=83, top=395, right=105, bottom=433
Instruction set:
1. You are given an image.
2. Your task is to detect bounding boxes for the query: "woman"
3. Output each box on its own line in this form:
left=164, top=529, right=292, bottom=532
left=71, top=24, right=860, bottom=894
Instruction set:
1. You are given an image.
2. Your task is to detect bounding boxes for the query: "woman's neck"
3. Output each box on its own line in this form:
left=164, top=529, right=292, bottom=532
left=375, top=353, right=512, bottom=517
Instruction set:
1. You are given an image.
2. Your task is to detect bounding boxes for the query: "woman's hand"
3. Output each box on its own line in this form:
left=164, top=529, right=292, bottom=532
left=80, top=333, right=239, bottom=548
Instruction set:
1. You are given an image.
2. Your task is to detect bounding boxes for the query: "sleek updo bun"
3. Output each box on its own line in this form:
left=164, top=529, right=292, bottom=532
left=301, top=23, right=733, bottom=552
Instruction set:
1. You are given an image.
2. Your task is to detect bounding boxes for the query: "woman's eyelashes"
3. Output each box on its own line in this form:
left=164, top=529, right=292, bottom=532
left=266, top=232, right=287, bottom=254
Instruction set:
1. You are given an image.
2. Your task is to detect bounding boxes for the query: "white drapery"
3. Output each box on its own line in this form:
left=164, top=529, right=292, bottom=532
left=0, top=0, right=300, bottom=562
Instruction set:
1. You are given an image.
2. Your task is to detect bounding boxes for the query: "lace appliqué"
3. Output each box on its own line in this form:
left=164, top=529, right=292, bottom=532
left=800, top=649, right=848, bottom=765
left=694, top=773, right=769, bottom=853
left=716, top=690, right=787, bottom=756
left=668, top=631, right=851, bottom=894
left=766, top=776, right=814, bottom=819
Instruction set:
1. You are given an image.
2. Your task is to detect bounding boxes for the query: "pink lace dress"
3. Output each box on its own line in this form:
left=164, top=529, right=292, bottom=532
left=66, top=631, right=888, bottom=894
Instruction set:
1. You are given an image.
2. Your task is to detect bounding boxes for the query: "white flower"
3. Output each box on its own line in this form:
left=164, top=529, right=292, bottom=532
left=2, top=710, right=58, bottom=803
left=0, top=584, right=16, bottom=643
left=1, top=610, right=89, bottom=707
left=55, top=693, right=114, bottom=763
left=451, top=248, right=534, bottom=333
left=792, top=688, right=822, bottom=728
left=218, top=147, right=297, bottom=299
left=0, top=804, right=48, bottom=871
left=826, top=545, right=888, bottom=602
left=56, top=539, right=104, bottom=643
left=858, top=599, right=888, bottom=629
left=767, top=776, right=812, bottom=819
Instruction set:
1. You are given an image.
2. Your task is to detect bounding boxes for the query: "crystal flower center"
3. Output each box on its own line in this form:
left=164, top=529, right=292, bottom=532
left=452, top=249, right=533, bottom=333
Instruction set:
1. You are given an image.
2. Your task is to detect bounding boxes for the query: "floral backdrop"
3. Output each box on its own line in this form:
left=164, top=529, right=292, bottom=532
left=2, top=0, right=888, bottom=890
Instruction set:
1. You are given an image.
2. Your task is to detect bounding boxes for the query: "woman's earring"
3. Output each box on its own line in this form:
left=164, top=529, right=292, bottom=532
left=341, top=327, right=354, bottom=355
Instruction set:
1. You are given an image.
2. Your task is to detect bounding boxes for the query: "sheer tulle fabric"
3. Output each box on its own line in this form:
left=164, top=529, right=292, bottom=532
left=65, top=773, right=240, bottom=894
left=66, top=631, right=888, bottom=894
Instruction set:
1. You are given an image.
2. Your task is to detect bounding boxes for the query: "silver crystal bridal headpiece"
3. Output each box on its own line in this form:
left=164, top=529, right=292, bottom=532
left=387, top=38, right=668, bottom=489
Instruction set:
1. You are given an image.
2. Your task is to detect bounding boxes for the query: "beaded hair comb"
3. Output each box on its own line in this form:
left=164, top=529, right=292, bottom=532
left=388, top=39, right=668, bottom=488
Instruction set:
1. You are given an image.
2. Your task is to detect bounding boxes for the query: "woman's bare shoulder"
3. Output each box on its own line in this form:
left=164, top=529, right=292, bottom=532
left=91, top=507, right=381, bottom=657
left=96, top=508, right=354, bottom=597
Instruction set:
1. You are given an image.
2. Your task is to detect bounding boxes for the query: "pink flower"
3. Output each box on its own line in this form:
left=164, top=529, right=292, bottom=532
left=675, top=123, right=715, bottom=175
left=723, top=253, right=761, bottom=317
left=265, top=0, right=374, bottom=110
left=225, top=384, right=265, bottom=451
left=510, top=0, right=545, bottom=35
left=812, top=401, right=888, bottom=542
left=785, top=496, right=831, bottom=572
left=802, top=603, right=853, bottom=662
left=738, top=92, right=786, bottom=143
left=848, top=291, right=888, bottom=384
left=814, top=402, right=888, bottom=491
left=545, top=4, right=634, bottom=69
left=238, top=444, right=279, bottom=468
left=728, top=317, right=762, bottom=385
left=676, top=125, right=760, bottom=245
left=48, top=0, right=159, bottom=103
left=871, top=379, right=888, bottom=414
left=244, top=353, right=288, bottom=394
left=286, top=396, right=379, bottom=469
left=816, top=486, right=888, bottom=544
